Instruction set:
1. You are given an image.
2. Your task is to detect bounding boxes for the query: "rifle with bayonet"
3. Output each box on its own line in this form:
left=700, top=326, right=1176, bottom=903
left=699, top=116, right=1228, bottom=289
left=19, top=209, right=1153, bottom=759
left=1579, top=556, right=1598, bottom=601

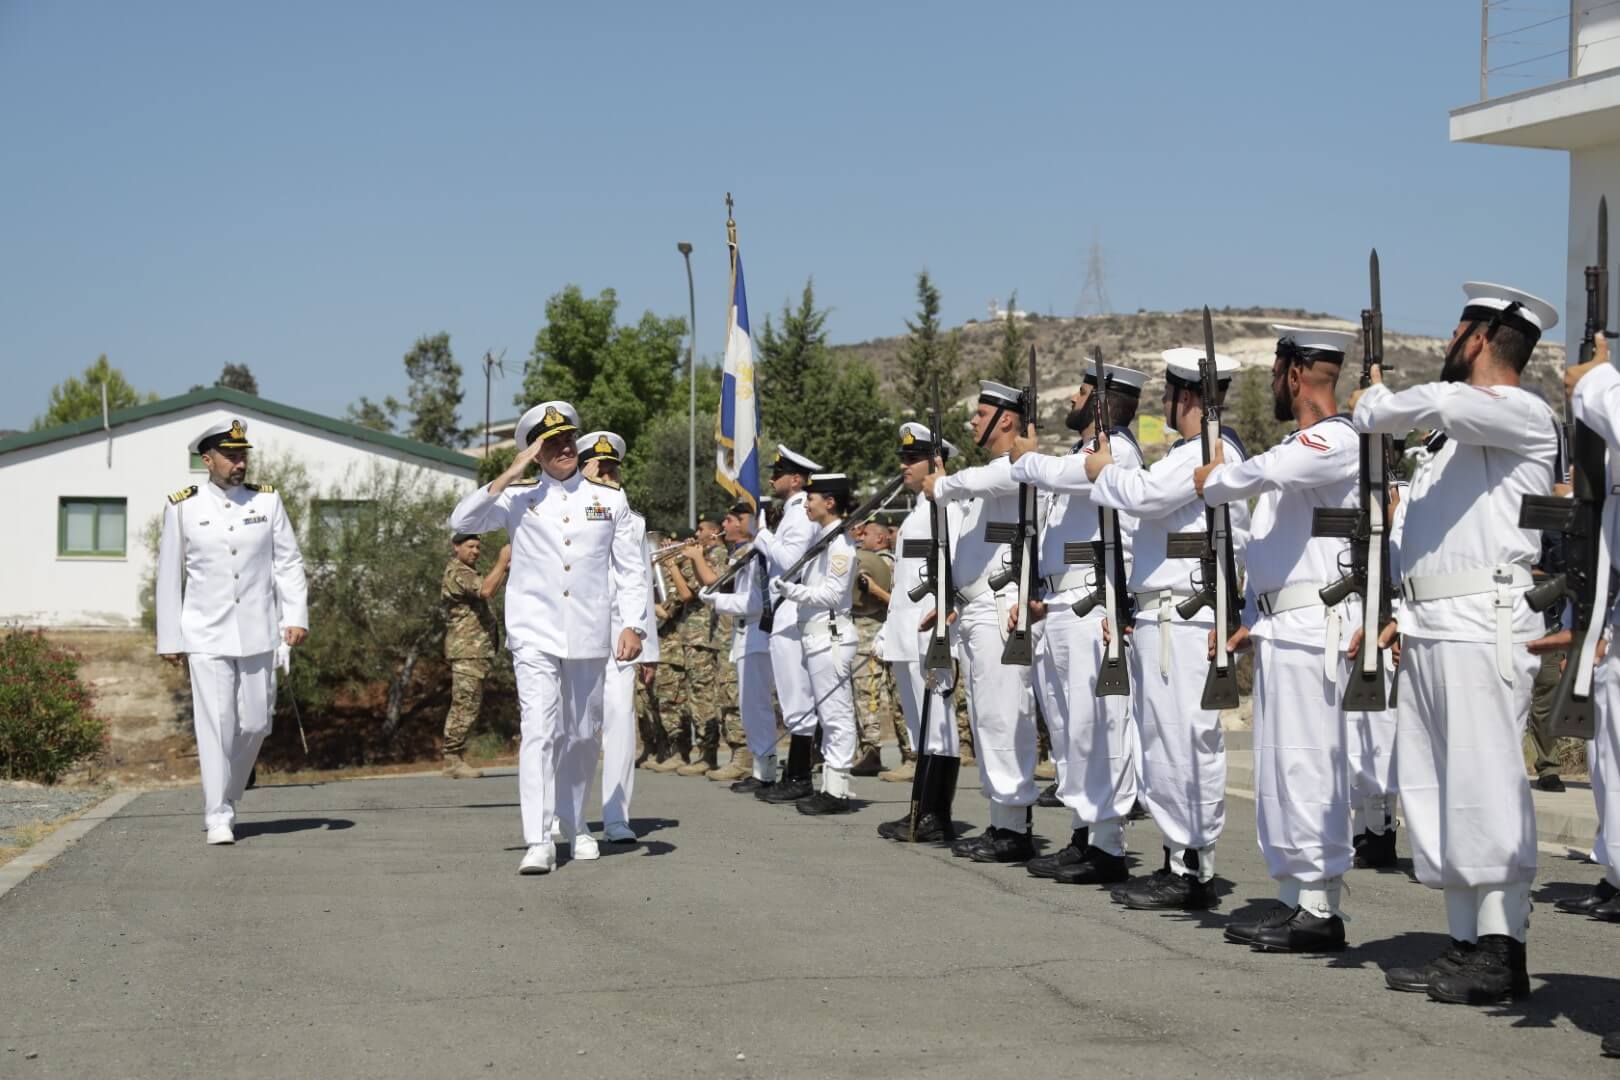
left=1313, top=248, right=1397, bottom=711
left=902, top=378, right=956, bottom=671
left=1070, top=346, right=1131, bottom=697
left=759, top=473, right=907, bottom=634
left=985, top=345, right=1040, bottom=665
left=1167, top=308, right=1242, bottom=710
left=1518, top=197, right=1611, bottom=741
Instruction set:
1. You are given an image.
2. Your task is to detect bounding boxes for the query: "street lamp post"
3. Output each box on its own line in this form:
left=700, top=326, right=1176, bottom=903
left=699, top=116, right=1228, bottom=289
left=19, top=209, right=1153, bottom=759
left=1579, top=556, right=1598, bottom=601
left=678, top=241, right=697, bottom=532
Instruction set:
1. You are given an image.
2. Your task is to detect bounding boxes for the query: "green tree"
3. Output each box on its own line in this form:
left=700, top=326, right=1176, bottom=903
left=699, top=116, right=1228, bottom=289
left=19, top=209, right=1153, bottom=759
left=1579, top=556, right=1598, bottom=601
left=402, top=332, right=464, bottom=448
left=216, top=363, right=259, bottom=395
left=346, top=395, right=400, bottom=433
left=1226, top=366, right=1290, bottom=454
left=756, top=279, right=829, bottom=443
left=622, top=366, right=729, bottom=534
left=895, top=271, right=966, bottom=420
left=986, top=290, right=1028, bottom=387
left=33, top=355, right=158, bottom=430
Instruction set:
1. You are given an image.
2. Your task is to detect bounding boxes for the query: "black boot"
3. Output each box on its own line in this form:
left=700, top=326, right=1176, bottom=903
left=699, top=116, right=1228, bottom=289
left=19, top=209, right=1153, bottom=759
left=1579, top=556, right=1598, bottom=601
left=1603, top=1030, right=1620, bottom=1058
left=1555, top=878, right=1618, bottom=915
left=797, top=789, right=854, bottom=815
left=1223, top=903, right=1296, bottom=945
left=968, top=826, right=1036, bottom=864
left=1248, top=907, right=1347, bottom=953
left=1115, top=847, right=1213, bottom=911
left=1385, top=939, right=1475, bottom=993
left=1589, top=892, right=1620, bottom=922
left=1426, top=935, right=1529, bottom=1005
left=758, top=735, right=814, bottom=803
left=1354, top=827, right=1398, bottom=869
left=850, top=746, right=883, bottom=777
left=1036, top=783, right=1063, bottom=808
left=1111, top=846, right=1172, bottom=902
left=730, top=775, right=769, bottom=793
left=1027, top=828, right=1089, bottom=879
left=1053, top=846, right=1130, bottom=885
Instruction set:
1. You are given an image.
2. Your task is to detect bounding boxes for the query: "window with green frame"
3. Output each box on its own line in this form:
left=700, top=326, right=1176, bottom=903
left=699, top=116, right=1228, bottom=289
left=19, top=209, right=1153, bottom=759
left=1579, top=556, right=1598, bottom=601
left=312, top=499, right=370, bottom=540
left=58, top=497, right=127, bottom=557
left=189, top=451, right=206, bottom=471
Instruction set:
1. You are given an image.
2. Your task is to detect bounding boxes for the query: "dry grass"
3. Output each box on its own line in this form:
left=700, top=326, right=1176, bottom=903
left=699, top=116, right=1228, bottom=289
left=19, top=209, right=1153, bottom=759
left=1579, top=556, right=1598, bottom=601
left=0, top=819, right=69, bottom=870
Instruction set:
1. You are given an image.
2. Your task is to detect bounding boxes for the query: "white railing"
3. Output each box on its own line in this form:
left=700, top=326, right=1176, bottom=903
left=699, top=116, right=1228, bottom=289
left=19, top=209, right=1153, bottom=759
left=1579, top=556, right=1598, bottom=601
left=1479, top=1, right=1620, bottom=100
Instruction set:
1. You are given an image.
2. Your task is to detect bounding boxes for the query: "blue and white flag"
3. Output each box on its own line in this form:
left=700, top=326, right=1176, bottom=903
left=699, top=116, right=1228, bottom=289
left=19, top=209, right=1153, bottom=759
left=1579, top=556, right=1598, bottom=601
left=716, top=248, right=761, bottom=509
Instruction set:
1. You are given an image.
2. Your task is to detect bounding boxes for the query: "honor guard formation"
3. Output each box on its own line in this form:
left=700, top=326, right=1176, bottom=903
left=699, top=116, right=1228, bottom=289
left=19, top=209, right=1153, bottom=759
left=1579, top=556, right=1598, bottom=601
left=154, top=258, right=1620, bottom=1059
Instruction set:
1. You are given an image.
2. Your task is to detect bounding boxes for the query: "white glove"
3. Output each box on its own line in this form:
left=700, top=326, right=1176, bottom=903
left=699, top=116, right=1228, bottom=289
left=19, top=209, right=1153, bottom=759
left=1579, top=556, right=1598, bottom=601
left=769, top=577, right=787, bottom=599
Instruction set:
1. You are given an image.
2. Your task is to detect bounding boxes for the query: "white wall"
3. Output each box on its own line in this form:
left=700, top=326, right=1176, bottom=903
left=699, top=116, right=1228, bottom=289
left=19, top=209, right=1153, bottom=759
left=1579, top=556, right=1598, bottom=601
left=1566, top=142, right=1620, bottom=342
left=1576, top=4, right=1620, bottom=78
left=0, top=403, right=477, bottom=629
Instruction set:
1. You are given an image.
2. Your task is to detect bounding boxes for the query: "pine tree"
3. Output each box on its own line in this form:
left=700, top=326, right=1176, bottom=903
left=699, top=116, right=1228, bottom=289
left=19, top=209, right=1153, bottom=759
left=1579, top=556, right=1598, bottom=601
left=33, top=355, right=157, bottom=430
left=402, top=332, right=464, bottom=448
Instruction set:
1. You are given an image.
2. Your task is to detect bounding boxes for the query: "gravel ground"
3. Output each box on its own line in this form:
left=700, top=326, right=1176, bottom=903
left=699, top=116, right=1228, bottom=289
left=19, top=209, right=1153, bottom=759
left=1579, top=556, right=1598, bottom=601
left=0, top=783, right=110, bottom=847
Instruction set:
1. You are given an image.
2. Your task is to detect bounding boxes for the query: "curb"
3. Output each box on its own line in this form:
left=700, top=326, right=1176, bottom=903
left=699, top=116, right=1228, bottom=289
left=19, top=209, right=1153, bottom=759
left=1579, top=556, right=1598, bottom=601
left=0, top=790, right=142, bottom=901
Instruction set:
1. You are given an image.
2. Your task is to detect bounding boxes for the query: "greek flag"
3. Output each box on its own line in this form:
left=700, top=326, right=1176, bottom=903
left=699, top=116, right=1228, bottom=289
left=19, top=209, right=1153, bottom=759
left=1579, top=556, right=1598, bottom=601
left=716, top=249, right=761, bottom=509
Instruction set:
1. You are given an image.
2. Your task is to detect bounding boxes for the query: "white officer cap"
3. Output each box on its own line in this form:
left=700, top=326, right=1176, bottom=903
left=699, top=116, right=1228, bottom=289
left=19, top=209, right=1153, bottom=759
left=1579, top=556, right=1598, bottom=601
left=577, top=430, right=626, bottom=464
left=977, top=380, right=1023, bottom=410
left=515, top=400, right=580, bottom=451
left=1460, top=282, right=1559, bottom=343
left=190, top=418, right=253, bottom=454
left=1081, top=362, right=1149, bottom=397
left=1271, top=325, right=1356, bottom=360
left=1162, top=347, right=1240, bottom=391
left=897, top=421, right=959, bottom=461
left=772, top=445, right=824, bottom=475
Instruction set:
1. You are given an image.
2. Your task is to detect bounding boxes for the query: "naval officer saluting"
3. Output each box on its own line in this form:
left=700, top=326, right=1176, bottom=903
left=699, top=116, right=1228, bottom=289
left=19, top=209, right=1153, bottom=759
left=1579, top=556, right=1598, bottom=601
left=448, top=402, right=648, bottom=875
left=156, top=419, right=308, bottom=846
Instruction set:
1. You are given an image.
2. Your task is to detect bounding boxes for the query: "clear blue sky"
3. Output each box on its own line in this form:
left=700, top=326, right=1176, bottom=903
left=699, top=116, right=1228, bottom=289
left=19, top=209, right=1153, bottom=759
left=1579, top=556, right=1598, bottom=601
left=0, top=1, right=1567, bottom=432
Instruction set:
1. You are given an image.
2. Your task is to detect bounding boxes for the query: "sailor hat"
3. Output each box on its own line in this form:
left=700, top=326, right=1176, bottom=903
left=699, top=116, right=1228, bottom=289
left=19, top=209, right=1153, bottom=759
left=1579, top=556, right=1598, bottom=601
left=772, top=445, right=824, bottom=475
left=1271, top=325, right=1356, bottom=360
left=897, top=421, right=959, bottom=461
left=978, top=380, right=1023, bottom=410
left=1082, top=362, right=1149, bottom=396
left=515, top=400, right=580, bottom=451
left=191, top=418, right=253, bottom=454
left=1460, top=282, right=1559, bottom=343
left=805, top=472, right=851, bottom=499
left=1162, top=347, right=1240, bottom=391
left=577, top=430, right=626, bottom=464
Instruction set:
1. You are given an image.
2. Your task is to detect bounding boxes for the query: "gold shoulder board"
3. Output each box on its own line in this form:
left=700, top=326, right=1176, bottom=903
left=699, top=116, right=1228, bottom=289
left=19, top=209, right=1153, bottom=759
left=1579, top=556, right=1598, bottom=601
left=244, top=483, right=275, bottom=494
left=585, top=475, right=621, bottom=489
left=167, top=485, right=198, bottom=504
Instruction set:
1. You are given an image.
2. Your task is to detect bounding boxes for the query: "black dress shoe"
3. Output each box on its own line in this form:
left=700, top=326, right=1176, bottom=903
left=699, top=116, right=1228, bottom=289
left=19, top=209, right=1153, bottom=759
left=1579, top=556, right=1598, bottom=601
left=1223, top=903, right=1295, bottom=945
left=968, top=827, right=1035, bottom=864
left=1603, top=1029, right=1620, bottom=1058
left=730, top=776, right=769, bottom=794
left=1111, top=867, right=1168, bottom=903
left=1589, top=893, right=1620, bottom=922
left=797, top=790, right=854, bottom=816
left=1385, top=939, right=1475, bottom=993
left=1127, top=799, right=1148, bottom=821
left=757, top=776, right=813, bottom=803
left=1248, top=908, right=1347, bottom=953
left=877, top=811, right=951, bottom=842
left=1554, top=878, right=1618, bottom=915
left=1117, top=872, right=1214, bottom=911
left=1052, top=846, right=1130, bottom=885
left=1535, top=773, right=1567, bottom=793
left=1427, top=935, right=1529, bottom=1005
left=850, top=747, right=883, bottom=777
left=1026, top=829, right=1089, bottom=879
left=951, top=834, right=991, bottom=859
left=1036, top=783, right=1063, bottom=808
left=1353, top=828, right=1398, bottom=869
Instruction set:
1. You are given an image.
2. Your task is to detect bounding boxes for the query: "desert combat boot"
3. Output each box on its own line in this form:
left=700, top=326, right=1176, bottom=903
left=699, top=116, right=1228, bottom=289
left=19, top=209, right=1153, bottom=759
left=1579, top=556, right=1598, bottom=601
left=706, top=746, right=753, bottom=782
left=442, top=753, right=483, bottom=780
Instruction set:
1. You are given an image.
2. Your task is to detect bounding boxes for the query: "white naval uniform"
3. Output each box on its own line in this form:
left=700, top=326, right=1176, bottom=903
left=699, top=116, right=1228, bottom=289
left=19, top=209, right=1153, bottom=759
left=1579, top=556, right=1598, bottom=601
left=700, top=551, right=775, bottom=774
left=1091, top=428, right=1250, bottom=879
left=448, top=472, right=648, bottom=848
left=755, top=492, right=818, bottom=740
left=1012, top=429, right=1143, bottom=857
left=932, top=454, right=1038, bottom=829
left=881, top=498, right=962, bottom=758
left=1569, top=365, right=1620, bottom=890
left=775, top=524, right=859, bottom=779
left=156, top=481, right=307, bottom=831
left=1355, top=381, right=1557, bottom=941
left=601, top=525, right=659, bottom=830
left=1203, top=416, right=1358, bottom=914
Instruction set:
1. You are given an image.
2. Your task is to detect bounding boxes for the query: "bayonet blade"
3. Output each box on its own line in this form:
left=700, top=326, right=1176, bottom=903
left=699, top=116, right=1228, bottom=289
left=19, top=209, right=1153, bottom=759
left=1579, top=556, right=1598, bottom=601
left=1202, top=305, right=1215, bottom=363
left=1600, top=196, right=1609, bottom=272
left=1369, top=248, right=1381, bottom=312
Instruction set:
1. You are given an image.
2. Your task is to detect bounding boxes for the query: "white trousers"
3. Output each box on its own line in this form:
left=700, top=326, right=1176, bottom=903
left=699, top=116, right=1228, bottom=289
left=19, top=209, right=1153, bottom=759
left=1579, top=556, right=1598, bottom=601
left=188, top=652, right=275, bottom=829
left=1129, top=618, right=1226, bottom=858
left=1033, top=605, right=1137, bottom=829
left=769, top=627, right=817, bottom=738
left=513, top=648, right=605, bottom=847
left=959, top=595, right=1036, bottom=806
left=1252, top=637, right=1352, bottom=886
left=1587, top=646, right=1620, bottom=889
left=806, top=639, right=859, bottom=770
left=737, top=652, right=776, bottom=758
left=893, top=658, right=959, bottom=757
left=600, top=658, right=638, bottom=827
left=1347, top=663, right=1399, bottom=836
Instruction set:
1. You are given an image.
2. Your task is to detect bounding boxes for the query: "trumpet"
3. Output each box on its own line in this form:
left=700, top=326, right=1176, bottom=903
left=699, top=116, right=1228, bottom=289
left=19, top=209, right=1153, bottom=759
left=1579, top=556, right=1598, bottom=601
left=650, top=540, right=698, bottom=564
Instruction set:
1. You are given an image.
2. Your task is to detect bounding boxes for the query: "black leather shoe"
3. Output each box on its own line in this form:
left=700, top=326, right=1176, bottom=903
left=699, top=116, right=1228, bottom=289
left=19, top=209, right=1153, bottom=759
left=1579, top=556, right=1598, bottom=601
left=951, top=834, right=991, bottom=859
left=968, top=827, right=1036, bottom=864
left=1036, top=783, right=1063, bottom=808
left=1555, top=879, right=1618, bottom=915
left=757, top=776, right=813, bottom=803
left=877, top=811, right=952, bottom=843
left=1026, top=829, right=1089, bottom=879
left=1223, top=903, right=1295, bottom=945
left=1385, top=939, right=1475, bottom=993
left=1535, top=773, right=1567, bottom=793
left=1053, top=846, right=1130, bottom=885
left=1249, top=908, right=1347, bottom=953
left=1353, top=828, right=1398, bottom=869
left=850, top=747, right=883, bottom=777
left=730, top=776, right=769, bottom=794
left=1603, top=1029, right=1620, bottom=1058
left=1427, top=935, right=1529, bottom=1005
left=797, top=790, right=854, bottom=816
left=1126, top=799, right=1148, bottom=821
left=1589, top=893, right=1620, bottom=922
left=1117, top=871, right=1214, bottom=911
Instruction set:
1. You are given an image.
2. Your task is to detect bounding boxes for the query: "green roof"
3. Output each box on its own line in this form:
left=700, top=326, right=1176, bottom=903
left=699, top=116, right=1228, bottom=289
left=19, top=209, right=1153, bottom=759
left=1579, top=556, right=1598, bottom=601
left=0, top=386, right=478, bottom=474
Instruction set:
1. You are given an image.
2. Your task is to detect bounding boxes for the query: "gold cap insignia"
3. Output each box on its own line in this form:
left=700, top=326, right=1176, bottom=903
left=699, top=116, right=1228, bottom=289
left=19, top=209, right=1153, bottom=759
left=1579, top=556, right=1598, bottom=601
left=594, top=435, right=614, bottom=455
left=544, top=406, right=565, bottom=427
left=900, top=429, right=916, bottom=446
left=228, top=421, right=245, bottom=440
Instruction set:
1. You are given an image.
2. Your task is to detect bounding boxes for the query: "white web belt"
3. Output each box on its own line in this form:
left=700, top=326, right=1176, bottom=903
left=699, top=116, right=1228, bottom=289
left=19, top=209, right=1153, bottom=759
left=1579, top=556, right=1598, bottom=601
left=1401, top=564, right=1533, bottom=681
left=1257, top=582, right=1340, bottom=679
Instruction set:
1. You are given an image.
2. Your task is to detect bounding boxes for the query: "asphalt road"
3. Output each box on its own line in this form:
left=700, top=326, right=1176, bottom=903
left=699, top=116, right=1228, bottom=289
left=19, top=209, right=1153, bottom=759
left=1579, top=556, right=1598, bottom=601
left=1, top=766, right=1616, bottom=1079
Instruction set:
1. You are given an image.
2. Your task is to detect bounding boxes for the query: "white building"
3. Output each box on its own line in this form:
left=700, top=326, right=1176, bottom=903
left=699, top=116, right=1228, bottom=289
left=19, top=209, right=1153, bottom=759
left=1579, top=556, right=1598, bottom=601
left=0, top=386, right=479, bottom=629
left=1451, top=2, right=1620, bottom=336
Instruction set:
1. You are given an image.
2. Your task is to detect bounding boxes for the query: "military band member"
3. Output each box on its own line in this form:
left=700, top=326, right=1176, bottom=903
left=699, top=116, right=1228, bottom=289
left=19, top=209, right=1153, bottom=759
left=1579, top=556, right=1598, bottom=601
left=156, top=419, right=308, bottom=845
left=1195, top=326, right=1360, bottom=951
left=440, top=533, right=509, bottom=780
left=768, top=472, right=860, bottom=814
left=922, top=381, right=1040, bottom=862
left=648, top=534, right=705, bottom=773
left=672, top=515, right=738, bottom=777
left=752, top=446, right=826, bottom=801
left=1356, top=284, right=1558, bottom=1003
left=1008, top=359, right=1148, bottom=885
left=448, top=401, right=647, bottom=875
left=1084, top=348, right=1250, bottom=910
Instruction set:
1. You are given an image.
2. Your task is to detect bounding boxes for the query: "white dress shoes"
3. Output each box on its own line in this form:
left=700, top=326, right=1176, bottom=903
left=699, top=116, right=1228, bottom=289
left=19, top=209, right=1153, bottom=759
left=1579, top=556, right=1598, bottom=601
left=602, top=821, right=637, bottom=844
left=205, top=824, right=235, bottom=846
left=519, top=843, right=558, bottom=875
left=570, top=833, right=601, bottom=861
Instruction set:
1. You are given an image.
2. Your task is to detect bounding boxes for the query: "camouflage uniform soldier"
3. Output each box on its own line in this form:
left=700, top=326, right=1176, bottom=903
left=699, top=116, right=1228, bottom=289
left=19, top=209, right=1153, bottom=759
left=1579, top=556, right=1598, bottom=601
left=674, top=518, right=734, bottom=776
left=644, top=539, right=693, bottom=771
left=441, top=533, right=510, bottom=779
left=696, top=531, right=750, bottom=780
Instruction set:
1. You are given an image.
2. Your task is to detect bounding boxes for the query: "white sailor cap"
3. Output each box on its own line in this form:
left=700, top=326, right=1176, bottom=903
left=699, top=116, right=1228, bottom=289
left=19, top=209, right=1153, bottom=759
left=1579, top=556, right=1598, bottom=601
left=1271, top=325, right=1356, bottom=360
left=1082, top=362, right=1149, bottom=397
left=897, top=421, right=959, bottom=461
left=978, top=380, right=1023, bottom=410
left=1460, top=282, right=1559, bottom=343
left=805, top=472, right=851, bottom=499
left=772, top=445, right=824, bottom=475
left=577, top=430, right=626, bottom=464
left=1162, top=347, right=1240, bottom=390
left=515, top=400, right=580, bottom=451
left=191, top=418, right=253, bottom=454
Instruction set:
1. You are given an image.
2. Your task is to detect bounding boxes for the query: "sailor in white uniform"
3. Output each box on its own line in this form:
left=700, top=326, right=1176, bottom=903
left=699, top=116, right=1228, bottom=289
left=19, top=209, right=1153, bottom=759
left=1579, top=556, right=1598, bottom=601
left=157, top=419, right=308, bottom=845
left=1086, top=348, right=1250, bottom=911
left=922, top=381, right=1040, bottom=863
left=751, top=446, right=825, bottom=801
left=1357, top=283, right=1559, bottom=1004
left=1008, top=360, right=1147, bottom=885
left=1196, top=326, right=1361, bottom=951
left=448, top=402, right=648, bottom=876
